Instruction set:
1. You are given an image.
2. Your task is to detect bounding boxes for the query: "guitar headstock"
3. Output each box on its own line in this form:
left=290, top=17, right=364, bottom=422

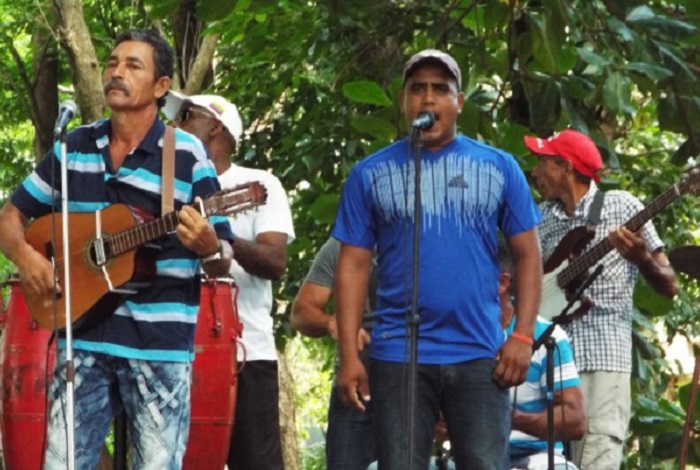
left=681, top=166, right=700, bottom=196
left=205, top=181, right=268, bottom=217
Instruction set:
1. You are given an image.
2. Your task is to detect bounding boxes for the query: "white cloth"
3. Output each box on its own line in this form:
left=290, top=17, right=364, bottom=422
left=511, top=452, right=578, bottom=470
left=218, top=164, right=295, bottom=361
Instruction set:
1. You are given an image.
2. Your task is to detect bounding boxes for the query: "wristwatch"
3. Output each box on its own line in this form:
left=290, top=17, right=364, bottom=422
left=201, top=242, right=224, bottom=265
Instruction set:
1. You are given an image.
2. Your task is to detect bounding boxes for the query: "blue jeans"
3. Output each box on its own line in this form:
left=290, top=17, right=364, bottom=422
left=326, top=383, right=377, bottom=469
left=45, top=349, right=191, bottom=470
left=369, top=358, right=509, bottom=470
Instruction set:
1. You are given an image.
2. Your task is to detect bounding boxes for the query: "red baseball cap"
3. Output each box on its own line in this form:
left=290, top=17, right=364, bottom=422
left=524, top=129, right=603, bottom=182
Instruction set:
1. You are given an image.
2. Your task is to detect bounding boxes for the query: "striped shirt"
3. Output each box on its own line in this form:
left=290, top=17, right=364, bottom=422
left=507, top=317, right=580, bottom=457
left=538, top=183, right=663, bottom=372
left=11, top=118, right=233, bottom=362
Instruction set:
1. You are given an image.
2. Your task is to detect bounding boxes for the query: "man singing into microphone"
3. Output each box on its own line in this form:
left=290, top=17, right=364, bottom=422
left=333, top=49, right=543, bottom=469
left=0, top=28, right=233, bottom=469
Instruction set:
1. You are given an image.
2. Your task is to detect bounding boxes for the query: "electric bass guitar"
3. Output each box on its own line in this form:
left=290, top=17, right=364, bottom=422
left=540, top=167, right=700, bottom=321
left=22, top=182, right=267, bottom=330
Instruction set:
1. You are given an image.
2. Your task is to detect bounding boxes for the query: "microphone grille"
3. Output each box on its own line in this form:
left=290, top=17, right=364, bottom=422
left=60, top=99, right=78, bottom=114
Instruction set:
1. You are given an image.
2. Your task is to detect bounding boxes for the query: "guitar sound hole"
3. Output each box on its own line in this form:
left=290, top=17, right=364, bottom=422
left=88, top=239, right=114, bottom=267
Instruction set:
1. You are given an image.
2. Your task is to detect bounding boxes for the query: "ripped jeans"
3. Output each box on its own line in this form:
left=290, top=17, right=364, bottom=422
left=44, top=349, right=191, bottom=470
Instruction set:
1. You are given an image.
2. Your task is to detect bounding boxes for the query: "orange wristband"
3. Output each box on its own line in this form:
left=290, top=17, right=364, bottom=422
left=511, top=331, right=533, bottom=346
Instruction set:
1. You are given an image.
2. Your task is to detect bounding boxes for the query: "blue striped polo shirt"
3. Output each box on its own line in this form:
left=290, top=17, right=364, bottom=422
left=11, top=117, right=234, bottom=362
left=506, top=317, right=581, bottom=457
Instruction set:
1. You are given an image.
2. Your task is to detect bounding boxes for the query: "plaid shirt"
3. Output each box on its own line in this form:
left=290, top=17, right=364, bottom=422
left=538, top=183, right=664, bottom=373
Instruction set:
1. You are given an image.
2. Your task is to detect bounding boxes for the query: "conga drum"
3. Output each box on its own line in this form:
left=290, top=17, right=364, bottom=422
left=0, top=275, right=56, bottom=470
left=183, top=277, right=242, bottom=469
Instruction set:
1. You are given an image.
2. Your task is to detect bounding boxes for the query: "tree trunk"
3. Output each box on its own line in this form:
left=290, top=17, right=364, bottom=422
left=278, top=347, right=300, bottom=470
left=183, top=32, right=220, bottom=95
left=55, top=0, right=104, bottom=123
left=172, top=0, right=215, bottom=93
left=31, top=8, right=59, bottom=160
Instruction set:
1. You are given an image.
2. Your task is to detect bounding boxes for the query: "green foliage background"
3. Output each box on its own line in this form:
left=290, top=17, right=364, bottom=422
left=0, top=0, right=699, bottom=467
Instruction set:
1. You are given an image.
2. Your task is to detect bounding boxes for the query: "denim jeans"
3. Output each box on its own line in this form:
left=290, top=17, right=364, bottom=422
left=369, top=358, right=509, bottom=470
left=45, top=349, right=191, bottom=470
left=326, top=384, right=377, bottom=469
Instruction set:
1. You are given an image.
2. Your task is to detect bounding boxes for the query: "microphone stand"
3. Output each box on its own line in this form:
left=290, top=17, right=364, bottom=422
left=530, top=264, right=604, bottom=470
left=407, top=127, right=424, bottom=469
left=56, top=127, right=77, bottom=470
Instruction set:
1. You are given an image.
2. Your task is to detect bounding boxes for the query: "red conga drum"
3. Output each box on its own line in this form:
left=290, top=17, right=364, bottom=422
left=183, top=277, right=242, bottom=469
left=0, top=275, right=56, bottom=470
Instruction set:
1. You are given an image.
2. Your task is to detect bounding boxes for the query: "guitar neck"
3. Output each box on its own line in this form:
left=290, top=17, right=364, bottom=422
left=109, top=211, right=182, bottom=256
left=102, top=183, right=263, bottom=258
left=558, top=184, right=682, bottom=287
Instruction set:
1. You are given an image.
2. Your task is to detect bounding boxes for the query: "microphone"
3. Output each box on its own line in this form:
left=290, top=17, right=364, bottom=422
left=411, top=111, right=434, bottom=130
left=53, top=100, right=78, bottom=140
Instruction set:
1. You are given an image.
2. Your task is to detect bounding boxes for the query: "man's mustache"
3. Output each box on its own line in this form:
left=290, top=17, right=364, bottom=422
left=103, top=79, right=130, bottom=95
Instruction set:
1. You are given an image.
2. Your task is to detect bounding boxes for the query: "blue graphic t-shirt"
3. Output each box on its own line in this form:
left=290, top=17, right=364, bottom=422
left=332, top=135, right=541, bottom=364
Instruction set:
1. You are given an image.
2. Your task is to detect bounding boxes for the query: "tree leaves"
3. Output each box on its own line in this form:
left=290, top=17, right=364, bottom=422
left=197, top=0, right=239, bottom=22
left=526, top=11, right=576, bottom=76
left=627, top=6, right=697, bottom=41
left=625, top=62, right=674, bottom=82
left=349, top=115, right=396, bottom=141
left=342, top=81, right=392, bottom=107
left=142, top=0, right=180, bottom=19
left=603, top=72, right=635, bottom=115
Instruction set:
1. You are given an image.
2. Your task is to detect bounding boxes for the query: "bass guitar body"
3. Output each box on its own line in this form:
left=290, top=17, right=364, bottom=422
left=540, top=226, right=594, bottom=321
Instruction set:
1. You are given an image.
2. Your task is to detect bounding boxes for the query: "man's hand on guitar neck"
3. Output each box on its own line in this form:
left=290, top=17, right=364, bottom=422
left=609, top=226, right=652, bottom=265
left=176, top=199, right=232, bottom=277
left=609, top=226, right=678, bottom=298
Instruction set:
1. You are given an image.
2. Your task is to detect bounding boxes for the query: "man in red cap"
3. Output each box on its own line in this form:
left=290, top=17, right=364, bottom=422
left=525, top=129, right=678, bottom=469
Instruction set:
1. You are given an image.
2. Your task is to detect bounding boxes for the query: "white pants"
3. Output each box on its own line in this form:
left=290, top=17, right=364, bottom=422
left=570, top=371, right=631, bottom=470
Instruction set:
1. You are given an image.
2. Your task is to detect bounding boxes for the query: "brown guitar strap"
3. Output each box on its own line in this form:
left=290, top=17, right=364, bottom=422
left=162, top=126, right=175, bottom=215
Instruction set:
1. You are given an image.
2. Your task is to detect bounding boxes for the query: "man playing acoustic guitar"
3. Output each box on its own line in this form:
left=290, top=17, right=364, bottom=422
left=0, top=29, right=234, bottom=469
left=526, top=129, right=678, bottom=469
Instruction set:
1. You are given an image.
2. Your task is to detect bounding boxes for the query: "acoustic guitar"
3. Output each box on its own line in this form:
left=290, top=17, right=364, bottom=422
left=22, top=182, right=266, bottom=330
left=540, top=167, right=700, bottom=321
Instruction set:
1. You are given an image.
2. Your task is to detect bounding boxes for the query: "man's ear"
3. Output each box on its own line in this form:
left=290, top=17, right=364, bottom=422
left=456, top=91, right=464, bottom=113
left=563, top=159, right=575, bottom=175
left=398, top=89, right=405, bottom=113
left=210, top=120, right=225, bottom=138
left=498, top=272, right=511, bottom=296
left=154, top=76, right=171, bottom=102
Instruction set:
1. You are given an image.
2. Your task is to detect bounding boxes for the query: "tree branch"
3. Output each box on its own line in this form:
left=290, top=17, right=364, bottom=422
left=5, top=39, right=34, bottom=120
left=183, top=32, right=220, bottom=95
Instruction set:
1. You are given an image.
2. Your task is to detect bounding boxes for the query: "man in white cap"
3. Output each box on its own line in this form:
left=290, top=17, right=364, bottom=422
left=165, top=92, right=295, bottom=470
left=333, top=48, right=543, bottom=469
left=525, top=129, right=678, bottom=469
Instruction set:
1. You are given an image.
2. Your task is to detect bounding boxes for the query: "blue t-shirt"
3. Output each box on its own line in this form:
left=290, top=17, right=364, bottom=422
left=11, top=118, right=233, bottom=362
left=332, top=135, right=541, bottom=364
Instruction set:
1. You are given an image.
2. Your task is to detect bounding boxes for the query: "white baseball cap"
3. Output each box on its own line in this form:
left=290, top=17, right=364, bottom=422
left=403, top=49, right=462, bottom=89
left=163, top=90, right=243, bottom=144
